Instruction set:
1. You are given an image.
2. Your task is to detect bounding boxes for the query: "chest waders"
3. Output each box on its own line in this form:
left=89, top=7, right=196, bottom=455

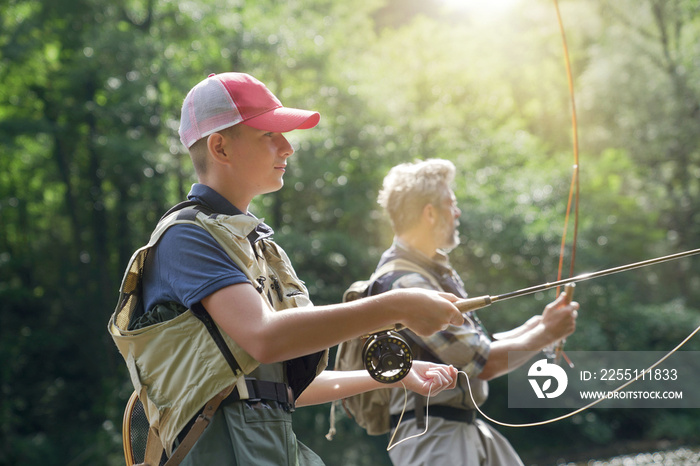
left=109, top=203, right=327, bottom=462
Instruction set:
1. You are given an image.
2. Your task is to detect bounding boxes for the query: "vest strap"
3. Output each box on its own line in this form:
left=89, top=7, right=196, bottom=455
left=191, top=302, right=242, bottom=376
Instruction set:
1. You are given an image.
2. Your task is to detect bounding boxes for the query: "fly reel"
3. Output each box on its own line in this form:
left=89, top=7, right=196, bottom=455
left=362, top=331, right=413, bottom=383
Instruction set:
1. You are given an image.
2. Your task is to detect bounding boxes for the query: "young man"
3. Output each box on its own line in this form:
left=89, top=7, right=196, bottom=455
left=109, top=73, right=463, bottom=465
left=369, top=159, right=579, bottom=465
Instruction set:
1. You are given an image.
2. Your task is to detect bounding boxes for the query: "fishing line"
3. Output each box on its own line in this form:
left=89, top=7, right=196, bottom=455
left=387, top=320, right=700, bottom=450
left=386, top=382, right=433, bottom=451
left=462, top=319, right=700, bottom=428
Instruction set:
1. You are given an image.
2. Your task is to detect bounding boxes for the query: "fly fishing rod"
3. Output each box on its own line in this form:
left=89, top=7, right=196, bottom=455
left=363, top=247, right=700, bottom=383
left=455, top=247, right=700, bottom=313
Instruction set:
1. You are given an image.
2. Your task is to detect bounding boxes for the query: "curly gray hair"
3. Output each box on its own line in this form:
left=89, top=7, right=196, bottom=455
left=378, top=159, right=456, bottom=234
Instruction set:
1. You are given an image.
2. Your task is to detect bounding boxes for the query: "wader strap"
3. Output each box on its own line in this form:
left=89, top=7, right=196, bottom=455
left=163, top=385, right=235, bottom=466
left=413, top=393, right=426, bottom=430
left=408, top=341, right=428, bottom=429
left=134, top=385, right=235, bottom=466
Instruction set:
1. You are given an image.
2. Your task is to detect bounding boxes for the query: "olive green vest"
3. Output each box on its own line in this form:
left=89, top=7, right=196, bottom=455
left=108, top=205, right=328, bottom=455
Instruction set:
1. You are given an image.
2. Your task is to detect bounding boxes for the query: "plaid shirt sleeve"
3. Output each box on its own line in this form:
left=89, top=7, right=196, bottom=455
left=391, top=272, right=491, bottom=378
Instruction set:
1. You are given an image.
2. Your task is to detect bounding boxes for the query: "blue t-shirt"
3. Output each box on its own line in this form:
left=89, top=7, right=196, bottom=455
left=142, top=184, right=269, bottom=312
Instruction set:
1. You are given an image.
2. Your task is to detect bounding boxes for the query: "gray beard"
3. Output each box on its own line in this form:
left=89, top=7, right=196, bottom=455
left=438, top=226, right=460, bottom=253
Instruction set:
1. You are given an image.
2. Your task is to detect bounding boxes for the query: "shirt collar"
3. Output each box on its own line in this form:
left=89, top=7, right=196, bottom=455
left=393, top=237, right=451, bottom=270
left=391, top=238, right=467, bottom=298
left=187, top=183, right=244, bottom=216
left=187, top=183, right=274, bottom=243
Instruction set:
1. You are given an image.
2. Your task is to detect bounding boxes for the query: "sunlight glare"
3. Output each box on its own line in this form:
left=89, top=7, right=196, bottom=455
left=441, top=0, right=522, bottom=17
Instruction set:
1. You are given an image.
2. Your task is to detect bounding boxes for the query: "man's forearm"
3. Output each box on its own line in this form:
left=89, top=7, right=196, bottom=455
left=478, top=324, right=553, bottom=380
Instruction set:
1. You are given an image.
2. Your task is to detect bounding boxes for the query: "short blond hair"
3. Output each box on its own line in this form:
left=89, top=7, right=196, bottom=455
left=378, top=159, right=456, bottom=234
left=188, top=124, right=241, bottom=177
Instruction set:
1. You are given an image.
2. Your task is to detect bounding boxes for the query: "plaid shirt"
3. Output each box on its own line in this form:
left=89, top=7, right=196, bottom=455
left=372, top=240, right=491, bottom=411
left=391, top=272, right=491, bottom=376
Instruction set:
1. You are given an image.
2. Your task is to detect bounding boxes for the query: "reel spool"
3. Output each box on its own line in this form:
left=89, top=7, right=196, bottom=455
left=362, top=331, right=413, bottom=383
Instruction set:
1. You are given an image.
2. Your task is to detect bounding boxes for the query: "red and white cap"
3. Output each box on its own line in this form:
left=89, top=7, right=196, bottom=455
left=178, top=72, right=320, bottom=148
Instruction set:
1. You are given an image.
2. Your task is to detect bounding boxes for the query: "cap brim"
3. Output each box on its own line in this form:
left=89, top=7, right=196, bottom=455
left=242, top=107, right=320, bottom=133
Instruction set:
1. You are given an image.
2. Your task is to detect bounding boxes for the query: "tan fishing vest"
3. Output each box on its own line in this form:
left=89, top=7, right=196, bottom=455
left=108, top=205, right=328, bottom=455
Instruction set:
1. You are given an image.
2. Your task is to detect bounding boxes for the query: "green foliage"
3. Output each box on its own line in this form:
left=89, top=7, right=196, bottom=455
left=1, top=0, right=699, bottom=464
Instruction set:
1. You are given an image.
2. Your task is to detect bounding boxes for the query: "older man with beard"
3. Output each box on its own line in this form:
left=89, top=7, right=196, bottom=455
left=367, top=158, right=579, bottom=465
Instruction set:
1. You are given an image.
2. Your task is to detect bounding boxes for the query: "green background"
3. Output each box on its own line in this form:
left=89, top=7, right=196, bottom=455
left=1, top=0, right=699, bottom=464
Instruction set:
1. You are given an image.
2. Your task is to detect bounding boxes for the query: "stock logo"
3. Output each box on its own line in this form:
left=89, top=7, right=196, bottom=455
left=528, top=359, right=568, bottom=399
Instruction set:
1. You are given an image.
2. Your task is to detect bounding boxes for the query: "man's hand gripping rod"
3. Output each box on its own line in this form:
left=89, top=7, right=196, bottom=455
left=549, top=283, right=575, bottom=366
